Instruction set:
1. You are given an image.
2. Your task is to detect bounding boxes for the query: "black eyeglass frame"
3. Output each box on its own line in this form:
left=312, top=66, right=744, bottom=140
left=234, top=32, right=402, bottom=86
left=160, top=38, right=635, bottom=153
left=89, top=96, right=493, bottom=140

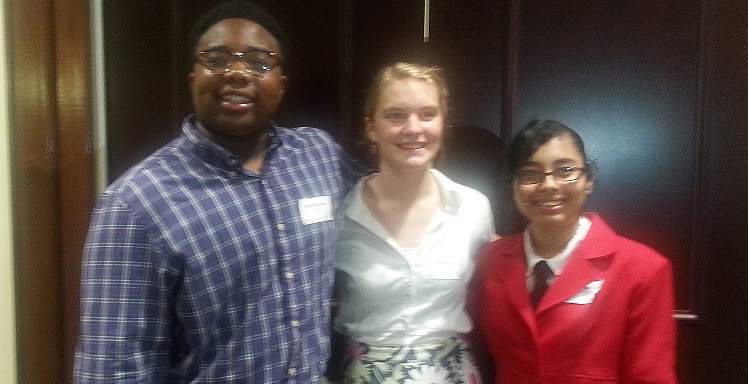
left=514, top=166, right=587, bottom=185
left=195, top=48, right=281, bottom=77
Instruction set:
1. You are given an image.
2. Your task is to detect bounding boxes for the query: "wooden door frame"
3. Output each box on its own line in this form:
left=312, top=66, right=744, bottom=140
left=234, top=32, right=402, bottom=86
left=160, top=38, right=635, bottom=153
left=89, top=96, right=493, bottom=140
left=9, top=0, right=94, bottom=382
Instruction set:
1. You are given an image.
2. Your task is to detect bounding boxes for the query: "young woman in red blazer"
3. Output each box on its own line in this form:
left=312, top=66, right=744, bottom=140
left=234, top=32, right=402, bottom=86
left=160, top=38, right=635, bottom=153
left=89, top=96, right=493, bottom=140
left=472, top=119, right=676, bottom=383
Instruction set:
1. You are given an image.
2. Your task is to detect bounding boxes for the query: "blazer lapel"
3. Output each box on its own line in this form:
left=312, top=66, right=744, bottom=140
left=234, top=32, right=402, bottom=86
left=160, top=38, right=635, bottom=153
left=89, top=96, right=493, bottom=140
left=495, top=236, right=540, bottom=327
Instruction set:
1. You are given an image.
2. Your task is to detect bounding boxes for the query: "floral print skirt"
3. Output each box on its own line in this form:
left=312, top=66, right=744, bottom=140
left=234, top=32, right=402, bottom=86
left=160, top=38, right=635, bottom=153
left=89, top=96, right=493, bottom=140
left=336, top=336, right=482, bottom=384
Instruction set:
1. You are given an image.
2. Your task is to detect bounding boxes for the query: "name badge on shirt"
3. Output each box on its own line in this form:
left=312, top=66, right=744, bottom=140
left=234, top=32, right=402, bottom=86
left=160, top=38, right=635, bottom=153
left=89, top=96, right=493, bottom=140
left=565, top=279, right=604, bottom=305
left=298, top=196, right=333, bottom=225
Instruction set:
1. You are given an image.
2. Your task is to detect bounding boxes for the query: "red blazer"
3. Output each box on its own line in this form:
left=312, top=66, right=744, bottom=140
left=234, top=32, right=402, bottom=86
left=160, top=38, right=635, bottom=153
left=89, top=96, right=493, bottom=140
left=473, top=213, right=676, bottom=384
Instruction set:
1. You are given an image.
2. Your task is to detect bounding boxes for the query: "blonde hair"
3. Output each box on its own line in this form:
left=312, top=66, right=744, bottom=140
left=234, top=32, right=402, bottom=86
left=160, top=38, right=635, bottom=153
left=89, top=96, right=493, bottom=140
left=363, top=62, right=449, bottom=121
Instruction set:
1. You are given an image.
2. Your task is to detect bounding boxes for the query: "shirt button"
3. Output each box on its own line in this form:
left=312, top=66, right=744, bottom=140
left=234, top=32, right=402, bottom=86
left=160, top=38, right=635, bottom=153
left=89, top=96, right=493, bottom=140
left=277, top=223, right=286, bottom=231
left=288, top=368, right=297, bottom=375
left=227, top=158, right=238, bottom=165
left=285, top=272, right=295, bottom=279
left=228, top=171, right=238, bottom=179
left=291, top=320, right=300, bottom=327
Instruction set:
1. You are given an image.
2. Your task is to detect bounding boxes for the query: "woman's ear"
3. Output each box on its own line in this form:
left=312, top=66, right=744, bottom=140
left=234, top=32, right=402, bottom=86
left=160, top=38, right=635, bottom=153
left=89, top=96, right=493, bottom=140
left=364, top=117, right=376, bottom=142
left=583, top=178, right=594, bottom=196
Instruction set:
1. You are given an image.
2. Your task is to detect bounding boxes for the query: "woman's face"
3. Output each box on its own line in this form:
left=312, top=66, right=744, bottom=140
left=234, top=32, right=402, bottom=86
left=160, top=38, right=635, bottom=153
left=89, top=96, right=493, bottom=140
left=513, top=134, right=593, bottom=229
left=365, top=79, right=444, bottom=172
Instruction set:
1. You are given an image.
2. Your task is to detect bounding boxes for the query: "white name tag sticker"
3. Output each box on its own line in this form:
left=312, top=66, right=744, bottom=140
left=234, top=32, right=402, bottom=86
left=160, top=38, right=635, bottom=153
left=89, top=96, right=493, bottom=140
left=565, top=279, right=604, bottom=305
left=298, top=196, right=333, bottom=225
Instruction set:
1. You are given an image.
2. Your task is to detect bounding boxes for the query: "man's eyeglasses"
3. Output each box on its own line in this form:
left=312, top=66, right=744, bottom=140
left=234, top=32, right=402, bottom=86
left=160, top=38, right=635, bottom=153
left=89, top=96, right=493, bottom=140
left=195, top=48, right=281, bottom=77
left=514, top=166, right=586, bottom=185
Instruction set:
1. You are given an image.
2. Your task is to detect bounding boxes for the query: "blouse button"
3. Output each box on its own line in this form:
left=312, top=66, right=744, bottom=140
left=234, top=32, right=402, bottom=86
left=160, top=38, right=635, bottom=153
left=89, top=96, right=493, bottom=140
left=277, top=223, right=286, bottom=231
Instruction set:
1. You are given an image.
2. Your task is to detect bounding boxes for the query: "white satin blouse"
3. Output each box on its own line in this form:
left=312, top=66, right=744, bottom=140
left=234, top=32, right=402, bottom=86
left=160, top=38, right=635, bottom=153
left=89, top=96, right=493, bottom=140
left=333, top=169, right=495, bottom=346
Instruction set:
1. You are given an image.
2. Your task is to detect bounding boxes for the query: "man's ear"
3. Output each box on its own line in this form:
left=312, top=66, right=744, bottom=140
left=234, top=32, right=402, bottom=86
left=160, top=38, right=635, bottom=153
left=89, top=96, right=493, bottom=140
left=278, top=75, right=288, bottom=98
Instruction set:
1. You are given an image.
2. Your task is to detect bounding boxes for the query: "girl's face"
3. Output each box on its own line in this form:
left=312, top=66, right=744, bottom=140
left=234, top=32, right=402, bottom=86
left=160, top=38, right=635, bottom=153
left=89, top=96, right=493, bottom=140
left=513, top=134, right=593, bottom=229
left=365, top=79, right=444, bottom=172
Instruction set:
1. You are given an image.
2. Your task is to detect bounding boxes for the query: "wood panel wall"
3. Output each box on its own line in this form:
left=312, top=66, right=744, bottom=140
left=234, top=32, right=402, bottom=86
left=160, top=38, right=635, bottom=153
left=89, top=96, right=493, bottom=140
left=506, top=1, right=703, bottom=381
left=9, top=2, right=63, bottom=380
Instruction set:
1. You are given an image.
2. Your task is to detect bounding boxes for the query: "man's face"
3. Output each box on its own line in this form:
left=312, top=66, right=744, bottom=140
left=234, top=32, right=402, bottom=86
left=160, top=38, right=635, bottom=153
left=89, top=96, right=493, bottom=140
left=189, top=18, right=287, bottom=141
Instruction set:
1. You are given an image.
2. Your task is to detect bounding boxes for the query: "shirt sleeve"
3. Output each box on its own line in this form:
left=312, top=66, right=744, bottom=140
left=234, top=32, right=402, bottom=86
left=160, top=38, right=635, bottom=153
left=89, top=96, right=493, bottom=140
left=621, top=255, right=678, bottom=383
left=74, top=192, right=173, bottom=382
left=468, top=190, right=496, bottom=256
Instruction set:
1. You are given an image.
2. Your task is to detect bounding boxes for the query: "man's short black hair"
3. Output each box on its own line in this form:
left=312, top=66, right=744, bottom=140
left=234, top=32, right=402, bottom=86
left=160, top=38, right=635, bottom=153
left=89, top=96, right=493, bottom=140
left=187, top=1, right=290, bottom=62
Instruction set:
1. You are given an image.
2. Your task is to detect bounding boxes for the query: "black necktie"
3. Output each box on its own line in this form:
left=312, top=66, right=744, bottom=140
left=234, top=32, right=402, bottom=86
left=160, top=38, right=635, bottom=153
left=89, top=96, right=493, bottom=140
left=531, top=260, right=554, bottom=308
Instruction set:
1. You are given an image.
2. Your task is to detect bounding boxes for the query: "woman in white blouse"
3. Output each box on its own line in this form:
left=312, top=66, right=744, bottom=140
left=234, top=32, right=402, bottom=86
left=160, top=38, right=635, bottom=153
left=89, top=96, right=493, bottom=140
left=330, top=62, right=495, bottom=384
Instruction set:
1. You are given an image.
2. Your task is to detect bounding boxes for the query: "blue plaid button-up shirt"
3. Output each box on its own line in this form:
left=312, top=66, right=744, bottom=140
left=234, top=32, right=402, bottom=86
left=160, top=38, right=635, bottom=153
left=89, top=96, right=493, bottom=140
left=75, top=116, right=359, bottom=383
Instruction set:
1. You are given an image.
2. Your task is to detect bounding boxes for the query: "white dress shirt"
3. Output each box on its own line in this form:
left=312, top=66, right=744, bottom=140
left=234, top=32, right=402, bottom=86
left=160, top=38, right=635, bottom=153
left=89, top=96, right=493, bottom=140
left=334, top=169, right=495, bottom=346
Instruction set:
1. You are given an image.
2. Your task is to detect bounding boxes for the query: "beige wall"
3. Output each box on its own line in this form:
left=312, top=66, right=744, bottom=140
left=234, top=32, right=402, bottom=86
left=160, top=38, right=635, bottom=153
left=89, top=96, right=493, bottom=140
left=0, top=0, right=19, bottom=382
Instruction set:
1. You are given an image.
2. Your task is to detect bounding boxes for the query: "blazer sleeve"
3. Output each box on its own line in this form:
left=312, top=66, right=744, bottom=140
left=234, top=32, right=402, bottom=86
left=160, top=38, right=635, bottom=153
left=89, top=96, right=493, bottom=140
left=467, top=242, right=499, bottom=384
left=621, top=253, right=677, bottom=384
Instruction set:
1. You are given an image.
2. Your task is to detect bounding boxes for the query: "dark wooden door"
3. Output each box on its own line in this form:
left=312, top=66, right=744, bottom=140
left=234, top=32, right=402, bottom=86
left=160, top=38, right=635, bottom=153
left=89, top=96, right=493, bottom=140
left=505, top=1, right=748, bottom=382
left=509, top=0, right=701, bottom=310
left=697, top=0, right=748, bottom=381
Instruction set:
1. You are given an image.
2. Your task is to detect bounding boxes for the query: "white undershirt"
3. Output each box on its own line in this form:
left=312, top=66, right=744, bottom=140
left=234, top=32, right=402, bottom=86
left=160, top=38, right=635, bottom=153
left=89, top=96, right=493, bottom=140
left=525, top=215, right=592, bottom=292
